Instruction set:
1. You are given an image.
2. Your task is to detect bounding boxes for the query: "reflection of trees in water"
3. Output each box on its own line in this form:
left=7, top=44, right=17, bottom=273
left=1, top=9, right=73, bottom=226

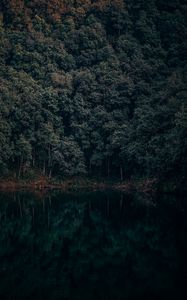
left=0, top=191, right=184, bottom=300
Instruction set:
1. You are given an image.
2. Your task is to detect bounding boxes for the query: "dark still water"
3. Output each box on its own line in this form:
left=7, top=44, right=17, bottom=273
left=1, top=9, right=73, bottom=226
left=0, top=190, right=186, bottom=300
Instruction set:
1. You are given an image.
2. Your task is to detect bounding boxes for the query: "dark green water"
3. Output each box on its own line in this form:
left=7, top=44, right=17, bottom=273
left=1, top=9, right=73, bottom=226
left=0, top=190, right=186, bottom=300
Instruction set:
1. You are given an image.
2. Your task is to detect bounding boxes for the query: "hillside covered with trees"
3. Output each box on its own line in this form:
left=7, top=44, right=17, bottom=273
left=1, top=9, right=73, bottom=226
left=0, top=0, right=186, bottom=185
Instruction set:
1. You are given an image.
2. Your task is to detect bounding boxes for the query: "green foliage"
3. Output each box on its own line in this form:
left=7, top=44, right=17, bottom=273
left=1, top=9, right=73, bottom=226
left=53, top=136, right=87, bottom=176
left=0, top=0, right=186, bottom=181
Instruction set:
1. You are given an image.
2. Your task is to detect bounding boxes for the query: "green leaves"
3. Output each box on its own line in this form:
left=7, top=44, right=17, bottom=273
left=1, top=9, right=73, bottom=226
left=53, top=137, right=87, bottom=176
left=0, top=0, right=186, bottom=181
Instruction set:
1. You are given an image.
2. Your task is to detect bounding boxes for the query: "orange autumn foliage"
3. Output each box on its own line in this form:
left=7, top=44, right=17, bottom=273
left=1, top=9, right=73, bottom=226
left=7, top=0, right=124, bottom=23
left=9, top=0, right=24, bottom=12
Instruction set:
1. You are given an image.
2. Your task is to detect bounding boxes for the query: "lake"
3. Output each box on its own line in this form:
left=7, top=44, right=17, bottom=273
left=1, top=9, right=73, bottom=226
left=0, top=190, right=186, bottom=300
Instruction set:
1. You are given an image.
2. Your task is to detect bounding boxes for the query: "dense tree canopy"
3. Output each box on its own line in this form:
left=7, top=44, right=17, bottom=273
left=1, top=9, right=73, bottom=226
left=0, top=0, right=186, bottom=181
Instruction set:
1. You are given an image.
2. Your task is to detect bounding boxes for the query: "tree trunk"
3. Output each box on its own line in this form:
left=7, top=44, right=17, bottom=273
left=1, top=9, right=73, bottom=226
left=18, top=156, right=23, bottom=178
left=32, top=148, right=35, bottom=167
left=89, top=159, right=92, bottom=175
left=48, top=146, right=51, bottom=168
left=120, top=165, right=123, bottom=181
left=107, top=158, right=110, bottom=177
left=49, top=168, right=52, bottom=179
left=43, top=160, right=46, bottom=175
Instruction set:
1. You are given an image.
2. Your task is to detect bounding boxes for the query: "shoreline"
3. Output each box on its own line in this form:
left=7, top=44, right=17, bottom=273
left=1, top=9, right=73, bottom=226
left=0, top=177, right=157, bottom=193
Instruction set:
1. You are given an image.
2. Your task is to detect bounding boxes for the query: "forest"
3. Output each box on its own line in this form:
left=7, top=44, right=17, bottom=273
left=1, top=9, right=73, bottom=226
left=0, top=0, right=186, bottom=185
